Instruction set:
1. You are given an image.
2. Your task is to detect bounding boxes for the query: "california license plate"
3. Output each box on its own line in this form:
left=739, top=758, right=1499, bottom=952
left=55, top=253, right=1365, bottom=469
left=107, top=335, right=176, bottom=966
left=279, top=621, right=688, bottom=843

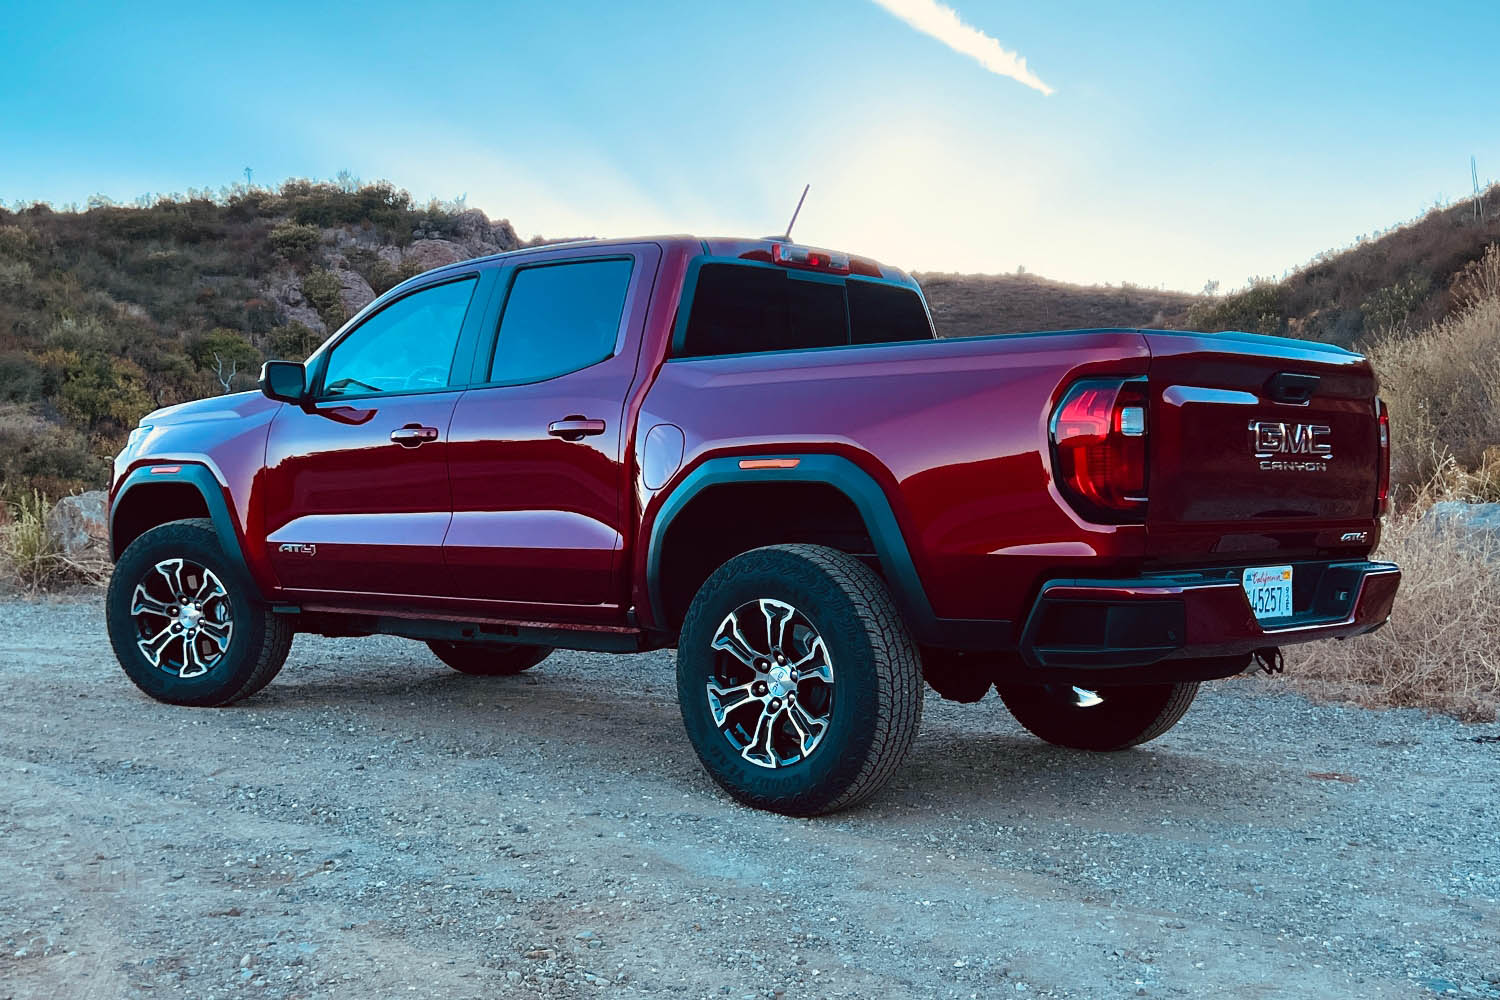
left=1242, top=565, right=1294, bottom=621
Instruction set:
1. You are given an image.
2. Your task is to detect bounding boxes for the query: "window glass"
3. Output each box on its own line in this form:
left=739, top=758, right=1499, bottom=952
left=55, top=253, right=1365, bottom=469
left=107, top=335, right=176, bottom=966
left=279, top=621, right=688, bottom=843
left=322, top=277, right=476, bottom=396
left=489, top=258, right=634, bottom=383
left=679, top=263, right=848, bottom=357
left=847, top=279, right=934, bottom=344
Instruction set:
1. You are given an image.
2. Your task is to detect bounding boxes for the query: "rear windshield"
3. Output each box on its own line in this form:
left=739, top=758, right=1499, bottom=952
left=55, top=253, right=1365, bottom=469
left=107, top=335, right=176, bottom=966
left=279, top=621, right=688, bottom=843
left=676, top=262, right=932, bottom=358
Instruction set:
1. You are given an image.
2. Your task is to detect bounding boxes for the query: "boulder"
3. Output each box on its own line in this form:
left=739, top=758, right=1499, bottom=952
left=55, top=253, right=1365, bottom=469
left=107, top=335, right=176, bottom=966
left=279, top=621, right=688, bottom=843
left=1423, top=501, right=1500, bottom=551
left=403, top=239, right=469, bottom=273
left=46, top=491, right=109, bottom=561
left=334, top=267, right=376, bottom=317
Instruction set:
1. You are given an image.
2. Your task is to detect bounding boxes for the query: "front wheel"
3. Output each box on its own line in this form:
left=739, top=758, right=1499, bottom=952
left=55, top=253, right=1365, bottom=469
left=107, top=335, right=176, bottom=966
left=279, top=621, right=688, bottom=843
left=106, top=518, right=292, bottom=706
left=677, top=544, right=923, bottom=816
left=996, top=681, right=1198, bottom=751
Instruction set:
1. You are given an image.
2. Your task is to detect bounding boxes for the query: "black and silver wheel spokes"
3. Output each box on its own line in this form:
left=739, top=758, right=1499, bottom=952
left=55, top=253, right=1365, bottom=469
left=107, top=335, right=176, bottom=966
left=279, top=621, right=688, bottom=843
left=707, top=598, right=835, bottom=769
left=131, top=558, right=234, bottom=679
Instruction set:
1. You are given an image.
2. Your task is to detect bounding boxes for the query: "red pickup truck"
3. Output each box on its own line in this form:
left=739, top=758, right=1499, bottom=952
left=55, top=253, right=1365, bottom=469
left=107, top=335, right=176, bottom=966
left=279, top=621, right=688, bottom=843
left=106, top=235, right=1400, bottom=815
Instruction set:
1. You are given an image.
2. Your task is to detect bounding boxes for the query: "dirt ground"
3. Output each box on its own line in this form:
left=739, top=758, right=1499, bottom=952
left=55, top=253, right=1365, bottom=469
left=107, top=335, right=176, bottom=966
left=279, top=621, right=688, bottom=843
left=1, top=595, right=1498, bottom=1000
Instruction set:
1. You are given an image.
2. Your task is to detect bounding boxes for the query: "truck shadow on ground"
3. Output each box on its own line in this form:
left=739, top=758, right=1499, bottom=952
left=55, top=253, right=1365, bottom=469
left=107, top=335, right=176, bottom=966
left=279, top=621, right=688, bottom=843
left=254, top=649, right=1290, bottom=826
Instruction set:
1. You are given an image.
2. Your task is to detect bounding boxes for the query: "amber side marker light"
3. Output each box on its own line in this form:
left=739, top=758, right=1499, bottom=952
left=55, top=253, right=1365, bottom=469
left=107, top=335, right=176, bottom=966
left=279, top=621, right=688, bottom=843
left=739, top=458, right=801, bottom=470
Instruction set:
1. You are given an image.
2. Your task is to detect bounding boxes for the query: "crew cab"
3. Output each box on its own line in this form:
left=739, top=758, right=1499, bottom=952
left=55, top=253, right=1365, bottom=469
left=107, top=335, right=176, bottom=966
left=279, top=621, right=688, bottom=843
left=105, top=235, right=1400, bottom=815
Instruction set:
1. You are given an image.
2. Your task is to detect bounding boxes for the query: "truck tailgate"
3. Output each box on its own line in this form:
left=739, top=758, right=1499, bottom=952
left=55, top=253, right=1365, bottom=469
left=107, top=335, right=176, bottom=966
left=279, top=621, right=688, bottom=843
left=1143, top=330, right=1380, bottom=561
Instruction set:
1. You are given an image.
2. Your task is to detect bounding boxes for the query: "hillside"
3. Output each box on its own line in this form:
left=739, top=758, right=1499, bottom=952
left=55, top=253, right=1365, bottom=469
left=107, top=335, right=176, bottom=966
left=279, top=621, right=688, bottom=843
left=0, top=181, right=534, bottom=495
left=1, top=177, right=1498, bottom=499
left=919, top=271, right=1200, bottom=337
left=1185, top=184, right=1500, bottom=346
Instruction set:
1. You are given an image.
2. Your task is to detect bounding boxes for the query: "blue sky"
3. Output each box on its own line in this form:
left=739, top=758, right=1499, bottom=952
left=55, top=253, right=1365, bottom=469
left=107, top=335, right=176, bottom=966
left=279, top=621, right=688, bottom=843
left=3, top=0, right=1498, bottom=291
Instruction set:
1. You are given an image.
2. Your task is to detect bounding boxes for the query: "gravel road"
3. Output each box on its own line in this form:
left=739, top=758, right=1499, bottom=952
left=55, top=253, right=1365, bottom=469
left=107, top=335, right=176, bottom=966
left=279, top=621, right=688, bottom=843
left=1, top=595, right=1498, bottom=1000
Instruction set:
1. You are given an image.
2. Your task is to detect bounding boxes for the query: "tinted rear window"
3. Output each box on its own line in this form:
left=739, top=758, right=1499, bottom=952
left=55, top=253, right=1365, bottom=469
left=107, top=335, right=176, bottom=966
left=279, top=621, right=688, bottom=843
left=678, top=262, right=931, bottom=358
left=680, top=264, right=845, bottom=357
left=847, top=278, right=933, bottom=344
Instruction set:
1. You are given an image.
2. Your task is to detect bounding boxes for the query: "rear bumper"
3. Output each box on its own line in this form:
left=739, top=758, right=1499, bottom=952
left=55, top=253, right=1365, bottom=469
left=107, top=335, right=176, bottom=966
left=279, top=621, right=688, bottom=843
left=1017, top=560, right=1400, bottom=674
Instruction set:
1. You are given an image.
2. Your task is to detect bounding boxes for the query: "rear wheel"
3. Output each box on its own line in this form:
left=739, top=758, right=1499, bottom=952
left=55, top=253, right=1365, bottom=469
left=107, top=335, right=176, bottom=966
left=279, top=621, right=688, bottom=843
left=996, top=681, right=1198, bottom=751
left=427, top=642, right=552, bottom=676
left=677, top=544, right=923, bottom=816
left=106, top=518, right=292, bottom=706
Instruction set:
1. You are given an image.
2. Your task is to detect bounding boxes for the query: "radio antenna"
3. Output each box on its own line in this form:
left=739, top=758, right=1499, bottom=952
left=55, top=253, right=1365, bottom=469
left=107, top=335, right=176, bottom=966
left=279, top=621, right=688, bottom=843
left=781, top=184, right=810, bottom=241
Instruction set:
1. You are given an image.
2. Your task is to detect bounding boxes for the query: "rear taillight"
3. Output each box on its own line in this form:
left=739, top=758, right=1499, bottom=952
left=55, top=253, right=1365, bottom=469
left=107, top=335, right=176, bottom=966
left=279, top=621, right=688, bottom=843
left=1376, top=398, right=1391, bottom=515
left=1050, top=377, right=1149, bottom=521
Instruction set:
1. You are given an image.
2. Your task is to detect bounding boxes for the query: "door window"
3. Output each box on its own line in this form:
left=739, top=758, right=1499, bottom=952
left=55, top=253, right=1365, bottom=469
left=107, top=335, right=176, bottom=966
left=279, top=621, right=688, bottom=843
left=488, top=258, right=634, bottom=384
left=321, top=276, right=477, bottom=397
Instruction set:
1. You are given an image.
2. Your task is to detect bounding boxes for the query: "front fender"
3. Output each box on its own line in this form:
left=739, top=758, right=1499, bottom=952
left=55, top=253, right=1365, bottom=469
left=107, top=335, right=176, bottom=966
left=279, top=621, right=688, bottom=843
left=110, top=462, right=265, bottom=600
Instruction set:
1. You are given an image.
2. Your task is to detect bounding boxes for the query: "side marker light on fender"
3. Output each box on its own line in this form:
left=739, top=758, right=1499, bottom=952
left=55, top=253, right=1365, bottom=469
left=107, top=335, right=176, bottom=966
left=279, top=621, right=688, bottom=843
left=738, top=458, right=801, bottom=470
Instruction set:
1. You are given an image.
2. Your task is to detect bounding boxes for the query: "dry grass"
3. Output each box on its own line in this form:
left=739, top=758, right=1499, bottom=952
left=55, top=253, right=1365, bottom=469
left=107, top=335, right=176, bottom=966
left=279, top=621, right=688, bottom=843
left=1278, top=502, right=1500, bottom=722
left=1273, top=272, right=1500, bottom=720
left=0, top=489, right=108, bottom=594
left=0, top=489, right=64, bottom=593
left=1364, top=251, right=1500, bottom=489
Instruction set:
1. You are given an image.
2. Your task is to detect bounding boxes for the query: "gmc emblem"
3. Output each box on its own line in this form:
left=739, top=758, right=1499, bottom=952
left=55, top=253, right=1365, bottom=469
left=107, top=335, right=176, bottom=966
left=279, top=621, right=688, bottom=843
left=1250, top=420, right=1331, bottom=472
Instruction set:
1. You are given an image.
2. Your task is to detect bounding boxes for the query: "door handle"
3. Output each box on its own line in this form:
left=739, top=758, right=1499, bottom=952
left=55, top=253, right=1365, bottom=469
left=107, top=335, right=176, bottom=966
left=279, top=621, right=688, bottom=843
left=390, top=423, right=439, bottom=447
left=547, top=416, right=606, bottom=441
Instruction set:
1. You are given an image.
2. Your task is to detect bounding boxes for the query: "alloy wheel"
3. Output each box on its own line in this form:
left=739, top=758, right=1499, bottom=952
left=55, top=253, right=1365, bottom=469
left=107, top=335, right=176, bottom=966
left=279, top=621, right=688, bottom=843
left=705, top=598, right=836, bottom=769
left=130, top=558, right=234, bottom=679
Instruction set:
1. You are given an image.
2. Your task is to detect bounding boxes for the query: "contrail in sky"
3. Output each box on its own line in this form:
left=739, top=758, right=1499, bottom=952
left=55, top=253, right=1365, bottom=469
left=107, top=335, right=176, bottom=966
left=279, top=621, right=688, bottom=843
left=869, top=0, right=1054, bottom=95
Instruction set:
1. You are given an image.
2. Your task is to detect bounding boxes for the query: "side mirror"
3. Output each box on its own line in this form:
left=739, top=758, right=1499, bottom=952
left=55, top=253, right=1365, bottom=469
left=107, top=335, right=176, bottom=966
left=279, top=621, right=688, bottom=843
left=259, top=360, right=307, bottom=404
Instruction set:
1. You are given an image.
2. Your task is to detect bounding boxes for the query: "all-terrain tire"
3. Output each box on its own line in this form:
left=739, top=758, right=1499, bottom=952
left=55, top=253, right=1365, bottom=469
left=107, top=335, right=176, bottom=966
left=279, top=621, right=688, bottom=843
left=677, top=544, right=923, bottom=816
left=996, top=681, right=1198, bottom=751
left=427, top=642, right=552, bottom=676
left=106, top=518, right=292, bottom=707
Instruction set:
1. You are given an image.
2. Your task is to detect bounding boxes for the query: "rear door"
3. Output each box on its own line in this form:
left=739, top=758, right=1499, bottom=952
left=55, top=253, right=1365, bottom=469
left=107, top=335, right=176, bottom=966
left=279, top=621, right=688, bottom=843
left=1143, top=330, right=1381, bottom=562
left=442, top=243, right=660, bottom=621
left=262, top=271, right=490, bottom=598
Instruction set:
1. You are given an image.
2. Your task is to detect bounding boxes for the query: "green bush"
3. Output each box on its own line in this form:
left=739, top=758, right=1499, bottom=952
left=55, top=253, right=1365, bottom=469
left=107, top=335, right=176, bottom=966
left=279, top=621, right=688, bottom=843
left=0, top=352, right=44, bottom=403
left=52, top=351, right=154, bottom=432
left=1186, top=281, right=1284, bottom=335
left=300, top=269, right=345, bottom=330
left=0, top=407, right=106, bottom=497
left=186, top=328, right=261, bottom=392
left=1361, top=273, right=1431, bottom=336
left=268, top=222, right=321, bottom=262
left=265, top=322, right=323, bottom=361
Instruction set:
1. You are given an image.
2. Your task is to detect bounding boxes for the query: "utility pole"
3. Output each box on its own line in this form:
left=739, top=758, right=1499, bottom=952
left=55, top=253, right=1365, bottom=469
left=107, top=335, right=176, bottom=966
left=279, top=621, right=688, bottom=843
left=244, top=166, right=254, bottom=188
left=1473, top=156, right=1485, bottom=224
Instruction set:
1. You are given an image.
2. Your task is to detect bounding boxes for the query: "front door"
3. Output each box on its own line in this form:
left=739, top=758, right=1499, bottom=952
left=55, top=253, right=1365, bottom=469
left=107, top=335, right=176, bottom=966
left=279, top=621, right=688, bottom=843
left=262, top=273, right=484, bottom=599
left=444, top=247, right=659, bottom=621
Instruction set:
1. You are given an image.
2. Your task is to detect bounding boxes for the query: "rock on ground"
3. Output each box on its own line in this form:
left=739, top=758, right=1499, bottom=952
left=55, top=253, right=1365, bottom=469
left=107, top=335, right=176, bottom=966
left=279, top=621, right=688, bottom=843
left=1425, top=501, right=1500, bottom=549
left=44, top=491, right=107, bottom=560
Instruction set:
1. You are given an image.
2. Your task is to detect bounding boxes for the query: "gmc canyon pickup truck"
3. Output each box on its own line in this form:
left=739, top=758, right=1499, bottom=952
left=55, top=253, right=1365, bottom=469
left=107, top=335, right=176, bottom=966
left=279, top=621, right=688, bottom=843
left=106, top=235, right=1400, bottom=815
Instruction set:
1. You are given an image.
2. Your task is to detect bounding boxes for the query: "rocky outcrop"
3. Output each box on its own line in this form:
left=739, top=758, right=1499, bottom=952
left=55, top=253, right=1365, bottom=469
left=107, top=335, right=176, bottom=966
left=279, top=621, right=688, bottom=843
left=402, top=239, right=469, bottom=272
left=333, top=265, right=376, bottom=317
left=46, top=491, right=108, bottom=562
left=447, top=210, right=522, bottom=257
left=267, top=269, right=328, bottom=335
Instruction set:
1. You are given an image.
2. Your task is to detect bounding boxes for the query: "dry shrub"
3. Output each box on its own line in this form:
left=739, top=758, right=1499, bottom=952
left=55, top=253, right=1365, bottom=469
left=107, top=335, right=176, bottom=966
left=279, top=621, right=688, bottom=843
left=1452, top=242, right=1500, bottom=312
left=1281, top=499, right=1500, bottom=722
left=1365, top=280, right=1500, bottom=487
left=0, top=489, right=66, bottom=593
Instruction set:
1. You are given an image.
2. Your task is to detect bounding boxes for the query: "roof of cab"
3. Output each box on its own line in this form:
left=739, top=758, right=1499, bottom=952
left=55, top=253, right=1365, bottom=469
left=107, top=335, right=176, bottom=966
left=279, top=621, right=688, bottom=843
left=415, top=235, right=917, bottom=289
